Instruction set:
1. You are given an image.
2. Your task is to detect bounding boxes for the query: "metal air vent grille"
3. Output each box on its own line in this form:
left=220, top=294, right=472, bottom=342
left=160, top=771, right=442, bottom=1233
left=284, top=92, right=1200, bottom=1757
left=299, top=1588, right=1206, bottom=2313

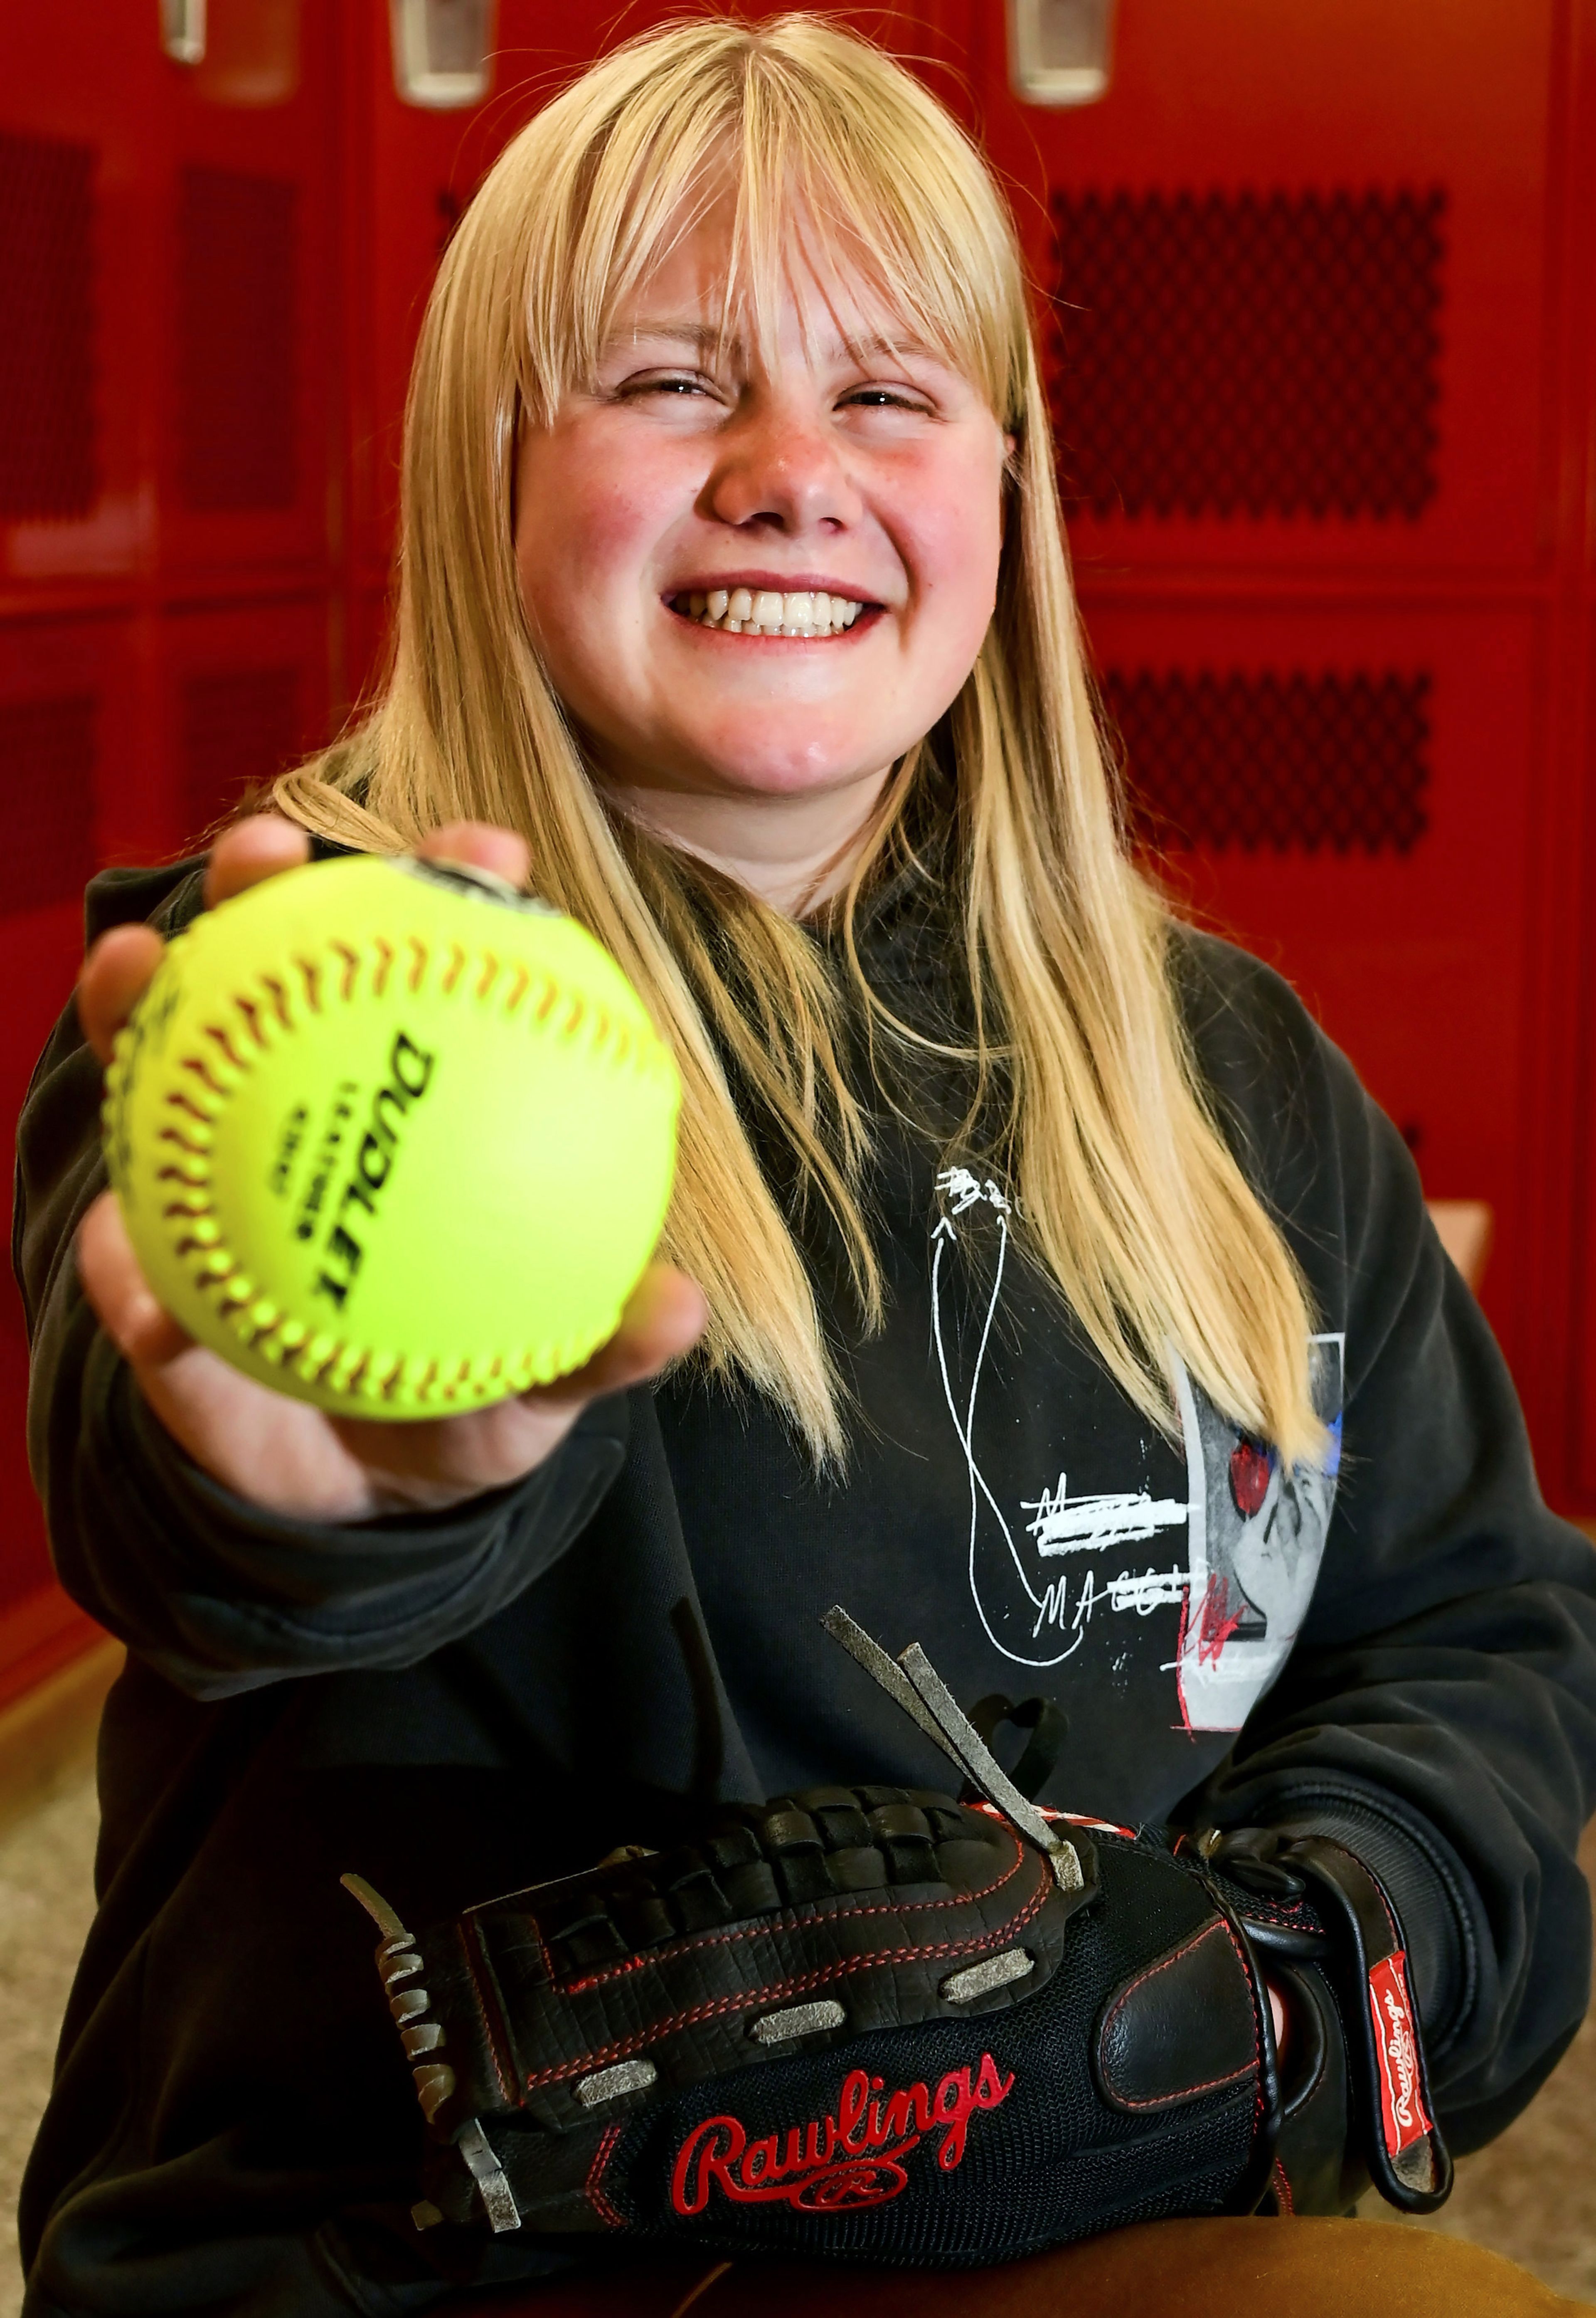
left=0, top=132, right=97, bottom=520
left=177, top=167, right=298, bottom=511
left=1104, top=669, right=1431, bottom=853
left=1049, top=190, right=1446, bottom=520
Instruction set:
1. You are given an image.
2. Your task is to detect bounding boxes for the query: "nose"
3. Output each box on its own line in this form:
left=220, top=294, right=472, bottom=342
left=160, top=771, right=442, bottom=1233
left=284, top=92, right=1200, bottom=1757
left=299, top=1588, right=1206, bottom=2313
left=699, top=386, right=863, bottom=537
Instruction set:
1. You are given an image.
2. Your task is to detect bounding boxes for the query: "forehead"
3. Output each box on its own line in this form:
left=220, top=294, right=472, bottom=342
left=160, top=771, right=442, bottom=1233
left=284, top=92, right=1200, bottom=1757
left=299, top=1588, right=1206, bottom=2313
left=599, top=202, right=957, bottom=376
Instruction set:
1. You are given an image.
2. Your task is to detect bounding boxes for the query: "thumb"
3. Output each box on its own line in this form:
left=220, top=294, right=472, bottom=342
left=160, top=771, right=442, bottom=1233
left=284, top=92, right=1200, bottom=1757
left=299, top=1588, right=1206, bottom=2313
left=537, top=1264, right=707, bottom=1404
left=76, top=1190, right=194, bottom=1368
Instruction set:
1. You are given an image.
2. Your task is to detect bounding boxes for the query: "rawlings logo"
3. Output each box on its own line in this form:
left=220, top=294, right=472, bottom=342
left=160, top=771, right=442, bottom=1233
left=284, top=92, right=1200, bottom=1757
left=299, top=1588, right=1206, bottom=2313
left=670, top=2052, right=1015, bottom=2216
left=1367, top=1952, right=1431, bottom=2156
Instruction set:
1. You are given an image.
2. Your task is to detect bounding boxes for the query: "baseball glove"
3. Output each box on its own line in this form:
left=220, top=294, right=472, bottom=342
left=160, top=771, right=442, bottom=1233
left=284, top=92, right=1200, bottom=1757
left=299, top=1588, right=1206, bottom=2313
left=344, top=1609, right=1451, bottom=2271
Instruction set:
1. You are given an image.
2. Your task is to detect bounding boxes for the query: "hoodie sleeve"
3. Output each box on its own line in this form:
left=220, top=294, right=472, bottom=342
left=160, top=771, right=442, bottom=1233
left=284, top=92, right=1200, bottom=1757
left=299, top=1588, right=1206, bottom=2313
left=1175, top=930, right=1596, bottom=2153
left=12, top=856, right=629, bottom=1702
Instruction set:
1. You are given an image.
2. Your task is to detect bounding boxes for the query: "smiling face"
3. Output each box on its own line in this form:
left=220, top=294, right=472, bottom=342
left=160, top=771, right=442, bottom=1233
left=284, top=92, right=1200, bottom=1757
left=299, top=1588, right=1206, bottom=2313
left=513, top=205, right=1012, bottom=904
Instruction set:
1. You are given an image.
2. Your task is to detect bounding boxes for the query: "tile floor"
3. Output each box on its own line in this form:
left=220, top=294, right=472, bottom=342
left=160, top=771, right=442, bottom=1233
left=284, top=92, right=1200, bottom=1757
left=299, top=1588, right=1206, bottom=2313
left=1, top=1776, right=1592, bottom=2316
left=0, top=1774, right=100, bottom=2318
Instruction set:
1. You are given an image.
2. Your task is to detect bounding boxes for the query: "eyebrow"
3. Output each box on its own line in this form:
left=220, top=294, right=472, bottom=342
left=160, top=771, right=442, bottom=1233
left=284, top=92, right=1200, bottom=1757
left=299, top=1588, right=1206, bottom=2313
left=608, top=318, right=949, bottom=367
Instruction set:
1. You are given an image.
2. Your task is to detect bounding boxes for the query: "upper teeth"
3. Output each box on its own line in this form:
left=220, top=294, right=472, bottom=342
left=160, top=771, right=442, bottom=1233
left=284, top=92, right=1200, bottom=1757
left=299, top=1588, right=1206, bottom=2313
left=678, top=588, right=862, bottom=636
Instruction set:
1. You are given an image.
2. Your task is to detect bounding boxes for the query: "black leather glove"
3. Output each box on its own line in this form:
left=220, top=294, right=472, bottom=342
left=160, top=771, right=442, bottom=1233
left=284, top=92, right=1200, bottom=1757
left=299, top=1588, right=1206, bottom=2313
left=342, top=1611, right=1451, bottom=2278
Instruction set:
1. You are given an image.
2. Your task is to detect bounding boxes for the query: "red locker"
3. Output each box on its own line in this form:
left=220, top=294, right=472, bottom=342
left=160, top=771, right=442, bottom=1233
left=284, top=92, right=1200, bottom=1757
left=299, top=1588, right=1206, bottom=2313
left=934, top=0, right=1596, bottom=1512
left=0, top=2, right=345, bottom=1646
left=0, top=616, right=140, bottom=1621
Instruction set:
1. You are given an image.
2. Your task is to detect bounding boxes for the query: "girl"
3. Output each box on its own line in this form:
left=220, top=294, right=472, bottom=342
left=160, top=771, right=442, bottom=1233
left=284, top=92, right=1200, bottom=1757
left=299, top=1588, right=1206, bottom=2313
left=17, top=15, right=1596, bottom=2315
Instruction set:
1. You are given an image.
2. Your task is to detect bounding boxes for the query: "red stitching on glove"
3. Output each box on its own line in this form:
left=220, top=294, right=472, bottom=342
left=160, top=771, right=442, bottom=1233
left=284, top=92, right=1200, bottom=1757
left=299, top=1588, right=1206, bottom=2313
left=522, top=1855, right=1055, bottom=2094
left=558, top=1830, right=1032, bottom=1998
left=586, top=2122, right=628, bottom=2231
left=1097, top=1918, right=1259, bottom=2109
left=455, top=1918, right=512, bottom=2107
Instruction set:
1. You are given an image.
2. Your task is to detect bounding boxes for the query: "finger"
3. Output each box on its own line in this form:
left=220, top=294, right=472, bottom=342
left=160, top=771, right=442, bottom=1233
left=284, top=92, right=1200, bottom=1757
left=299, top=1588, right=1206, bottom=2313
left=77, top=924, right=166, bottom=1064
left=420, top=820, right=531, bottom=892
left=1266, top=1979, right=1290, bottom=2059
left=204, top=813, right=312, bottom=911
left=76, top=1190, right=194, bottom=1366
left=541, top=1264, right=707, bottom=1404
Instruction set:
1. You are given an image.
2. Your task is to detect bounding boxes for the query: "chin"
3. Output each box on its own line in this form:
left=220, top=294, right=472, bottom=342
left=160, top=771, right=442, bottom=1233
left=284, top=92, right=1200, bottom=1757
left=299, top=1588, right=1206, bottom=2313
left=697, top=754, right=880, bottom=799
left=680, top=719, right=895, bottom=797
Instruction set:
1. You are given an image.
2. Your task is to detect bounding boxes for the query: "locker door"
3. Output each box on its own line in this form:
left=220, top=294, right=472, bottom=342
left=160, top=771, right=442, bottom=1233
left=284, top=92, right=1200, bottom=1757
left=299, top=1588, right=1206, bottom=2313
left=0, top=618, right=140, bottom=1632
left=1, top=2, right=346, bottom=1646
left=948, top=0, right=1588, bottom=1503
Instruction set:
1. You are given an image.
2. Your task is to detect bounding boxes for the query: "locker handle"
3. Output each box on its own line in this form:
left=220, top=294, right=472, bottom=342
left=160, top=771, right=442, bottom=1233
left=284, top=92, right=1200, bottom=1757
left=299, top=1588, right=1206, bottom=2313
left=160, top=0, right=205, bottom=66
left=391, top=0, right=497, bottom=111
left=1008, top=0, right=1116, bottom=107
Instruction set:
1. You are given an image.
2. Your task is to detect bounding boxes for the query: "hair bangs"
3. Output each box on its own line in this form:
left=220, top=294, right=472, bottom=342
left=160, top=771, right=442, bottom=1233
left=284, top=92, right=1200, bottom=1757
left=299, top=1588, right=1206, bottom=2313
left=512, top=16, right=1024, bottom=431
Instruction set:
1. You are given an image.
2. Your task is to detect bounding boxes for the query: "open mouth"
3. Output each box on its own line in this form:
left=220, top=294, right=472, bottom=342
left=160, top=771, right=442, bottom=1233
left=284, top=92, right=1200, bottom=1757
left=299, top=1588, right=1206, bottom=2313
left=668, top=587, right=868, bottom=638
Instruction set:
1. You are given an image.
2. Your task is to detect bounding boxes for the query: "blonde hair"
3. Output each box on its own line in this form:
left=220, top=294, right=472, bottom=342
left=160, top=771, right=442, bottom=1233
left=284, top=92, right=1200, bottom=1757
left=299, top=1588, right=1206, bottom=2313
left=272, top=12, right=1324, bottom=1469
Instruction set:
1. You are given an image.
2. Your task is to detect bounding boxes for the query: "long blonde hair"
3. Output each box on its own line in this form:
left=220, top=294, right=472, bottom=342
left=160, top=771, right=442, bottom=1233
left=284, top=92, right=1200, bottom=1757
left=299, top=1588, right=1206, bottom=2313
left=272, top=12, right=1324, bottom=1469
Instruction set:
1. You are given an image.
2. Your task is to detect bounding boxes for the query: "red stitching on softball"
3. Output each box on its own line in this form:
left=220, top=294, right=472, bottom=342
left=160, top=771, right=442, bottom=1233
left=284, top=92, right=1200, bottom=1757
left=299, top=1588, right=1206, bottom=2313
left=204, top=1022, right=246, bottom=1072
left=234, top=995, right=267, bottom=1049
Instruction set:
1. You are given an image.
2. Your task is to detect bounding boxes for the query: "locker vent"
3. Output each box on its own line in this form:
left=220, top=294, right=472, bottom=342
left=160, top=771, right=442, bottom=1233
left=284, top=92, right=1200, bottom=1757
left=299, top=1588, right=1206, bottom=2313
left=1103, top=670, right=1431, bottom=853
left=177, top=168, right=297, bottom=511
left=0, top=695, right=97, bottom=911
left=180, top=665, right=302, bottom=842
left=0, top=133, right=98, bottom=520
left=1049, top=190, right=1446, bottom=520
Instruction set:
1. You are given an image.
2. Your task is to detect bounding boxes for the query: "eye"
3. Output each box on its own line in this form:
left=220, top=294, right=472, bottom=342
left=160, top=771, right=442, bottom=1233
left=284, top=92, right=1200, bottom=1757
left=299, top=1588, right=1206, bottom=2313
left=839, top=385, right=933, bottom=416
left=618, top=371, right=715, bottom=403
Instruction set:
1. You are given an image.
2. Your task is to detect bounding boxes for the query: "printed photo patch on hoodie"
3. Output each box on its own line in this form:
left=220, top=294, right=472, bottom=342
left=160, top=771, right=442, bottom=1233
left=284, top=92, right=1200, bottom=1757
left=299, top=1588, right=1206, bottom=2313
left=1172, top=1337, right=1344, bottom=1732
left=930, top=1168, right=1343, bottom=1729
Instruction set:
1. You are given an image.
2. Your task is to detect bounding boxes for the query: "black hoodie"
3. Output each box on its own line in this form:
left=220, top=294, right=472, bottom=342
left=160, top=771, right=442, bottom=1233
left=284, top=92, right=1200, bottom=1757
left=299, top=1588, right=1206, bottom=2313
left=13, top=852, right=1596, bottom=2315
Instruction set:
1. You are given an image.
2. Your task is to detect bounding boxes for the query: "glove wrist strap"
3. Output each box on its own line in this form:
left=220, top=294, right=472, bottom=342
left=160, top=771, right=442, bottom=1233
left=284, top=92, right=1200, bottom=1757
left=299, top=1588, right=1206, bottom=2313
left=1271, top=1832, right=1454, bottom=2213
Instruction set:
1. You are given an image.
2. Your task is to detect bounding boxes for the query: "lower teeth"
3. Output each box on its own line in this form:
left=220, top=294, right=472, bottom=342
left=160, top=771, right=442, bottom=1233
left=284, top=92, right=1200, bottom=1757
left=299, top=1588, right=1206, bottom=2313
left=681, top=606, right=858, bottom=636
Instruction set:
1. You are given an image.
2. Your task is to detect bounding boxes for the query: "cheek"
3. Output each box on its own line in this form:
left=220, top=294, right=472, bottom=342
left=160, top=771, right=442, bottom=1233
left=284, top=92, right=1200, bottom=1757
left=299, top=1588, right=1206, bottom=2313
left=515, top=434, right=675, bottom=627
left=900, top=454, right=1006, bottom=638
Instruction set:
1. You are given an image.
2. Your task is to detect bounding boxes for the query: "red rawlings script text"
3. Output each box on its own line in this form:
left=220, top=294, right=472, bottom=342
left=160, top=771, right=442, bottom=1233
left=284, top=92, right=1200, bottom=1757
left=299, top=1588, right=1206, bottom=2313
left=1367, top=1952, right=1432, bottom=2157
left=670, top=2051, right=1015, bottom=2216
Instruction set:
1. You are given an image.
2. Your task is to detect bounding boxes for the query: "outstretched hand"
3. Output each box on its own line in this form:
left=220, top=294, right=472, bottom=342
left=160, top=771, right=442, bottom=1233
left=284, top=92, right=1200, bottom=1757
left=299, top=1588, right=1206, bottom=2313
left=74, top=817, right=707, bottom=1524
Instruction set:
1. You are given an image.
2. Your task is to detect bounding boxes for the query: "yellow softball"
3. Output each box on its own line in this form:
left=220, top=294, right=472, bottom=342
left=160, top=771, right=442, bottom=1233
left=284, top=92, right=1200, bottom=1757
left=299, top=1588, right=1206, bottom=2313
left=101, top=853, right=681, bottom=1418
